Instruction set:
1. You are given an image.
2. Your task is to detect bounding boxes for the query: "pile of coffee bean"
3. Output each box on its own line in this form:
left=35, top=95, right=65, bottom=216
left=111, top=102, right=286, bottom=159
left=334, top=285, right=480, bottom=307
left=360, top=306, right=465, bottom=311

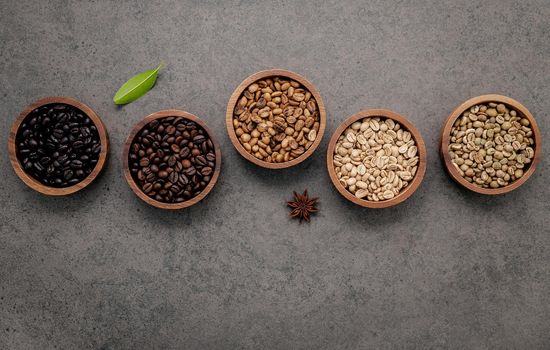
left=333, top=117, right=419, bottom=201
left=128, top=117, right=216, bottom=203
left=232, top=77, right=321, bottom=163
left=448, top=102, right=535, bottom=188
left=15, top=103, right=101, bottom=187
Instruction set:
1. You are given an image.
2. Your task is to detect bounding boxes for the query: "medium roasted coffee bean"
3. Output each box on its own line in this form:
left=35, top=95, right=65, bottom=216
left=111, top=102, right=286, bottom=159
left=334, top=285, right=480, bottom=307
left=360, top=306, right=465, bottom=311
left=128, top=116, right=216, bottom=203
left=15, top=103, right=101, bottom=187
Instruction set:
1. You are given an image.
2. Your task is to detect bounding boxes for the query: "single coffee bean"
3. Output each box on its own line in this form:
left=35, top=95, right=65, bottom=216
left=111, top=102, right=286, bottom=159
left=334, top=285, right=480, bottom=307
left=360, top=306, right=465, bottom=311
left=143, top=183, right=153, bottom=194
left=139, top=158, right=150, bottom=167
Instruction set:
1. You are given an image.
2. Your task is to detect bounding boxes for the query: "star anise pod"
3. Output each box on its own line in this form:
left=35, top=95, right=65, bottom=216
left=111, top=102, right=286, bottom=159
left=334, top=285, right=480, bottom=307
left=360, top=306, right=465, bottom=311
left=287, top=190, right=319, bottom=223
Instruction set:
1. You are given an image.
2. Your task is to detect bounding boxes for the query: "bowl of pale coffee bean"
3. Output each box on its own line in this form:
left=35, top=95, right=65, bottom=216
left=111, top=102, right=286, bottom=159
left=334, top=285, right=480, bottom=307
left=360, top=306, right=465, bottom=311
left=226, top=69, right=326, bottom=169
left=441, top=95, right=541, bottom=195
left=123, top=110, right=221, bottom=209
left=327, top=109, right=427, bottom=208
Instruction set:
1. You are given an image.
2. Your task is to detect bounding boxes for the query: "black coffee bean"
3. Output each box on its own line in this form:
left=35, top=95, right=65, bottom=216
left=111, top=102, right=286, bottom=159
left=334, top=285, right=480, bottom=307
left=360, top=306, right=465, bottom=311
left=14, top=103, right=101, bottom=188
left=64, top=169, right=74, bottom=180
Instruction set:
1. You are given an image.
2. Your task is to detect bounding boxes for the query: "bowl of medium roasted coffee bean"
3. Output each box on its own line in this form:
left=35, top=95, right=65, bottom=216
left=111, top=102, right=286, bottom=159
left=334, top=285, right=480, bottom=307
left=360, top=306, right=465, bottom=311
left=8, top=96, right=109, bottom=195
left=226, top=69, right=326, bottom=169
left=123, top=110, right=221, bottom=209
left=441, top=95, right=541, bottom=195
left=327, top=109, right=427, bottom=208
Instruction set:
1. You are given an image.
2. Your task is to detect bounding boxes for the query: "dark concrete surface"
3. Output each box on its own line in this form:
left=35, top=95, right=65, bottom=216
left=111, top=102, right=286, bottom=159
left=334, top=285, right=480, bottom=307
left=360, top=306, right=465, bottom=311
left=1, top=0, right=549, bottom=349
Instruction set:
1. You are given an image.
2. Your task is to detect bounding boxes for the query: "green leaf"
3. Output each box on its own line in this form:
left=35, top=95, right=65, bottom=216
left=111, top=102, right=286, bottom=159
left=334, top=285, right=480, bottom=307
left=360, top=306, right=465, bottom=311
left=113, top=62, right=163, bottom=105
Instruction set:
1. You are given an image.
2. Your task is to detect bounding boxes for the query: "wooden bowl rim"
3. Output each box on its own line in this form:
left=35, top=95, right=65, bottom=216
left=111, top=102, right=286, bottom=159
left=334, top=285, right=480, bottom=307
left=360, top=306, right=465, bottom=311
left=122, top=109, right=222, bottom=210
left=326, top=109, right=427, bottom=208
left=440, top=94, right=541, bottom=195
left=8, top=96, right=109, bottom=196
left=226, top=69, right=326, bottom=169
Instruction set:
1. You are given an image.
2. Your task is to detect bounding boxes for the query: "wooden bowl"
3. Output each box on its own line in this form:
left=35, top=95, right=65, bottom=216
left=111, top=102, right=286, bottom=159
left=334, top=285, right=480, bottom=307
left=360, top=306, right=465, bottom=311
left=226, top=69, right=326, bottom=169
left=326, top=109, right=427, bottom=208
left=8, top=96, right=109, bottom=195
left=440, top=94, right=541, bottom=195
left=122, top=109, right=222, bottom=209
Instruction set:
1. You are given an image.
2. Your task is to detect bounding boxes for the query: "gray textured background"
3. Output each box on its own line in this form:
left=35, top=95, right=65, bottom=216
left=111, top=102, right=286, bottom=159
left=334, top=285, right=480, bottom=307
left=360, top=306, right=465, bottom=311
left=1, top=0, right=549, bottom=349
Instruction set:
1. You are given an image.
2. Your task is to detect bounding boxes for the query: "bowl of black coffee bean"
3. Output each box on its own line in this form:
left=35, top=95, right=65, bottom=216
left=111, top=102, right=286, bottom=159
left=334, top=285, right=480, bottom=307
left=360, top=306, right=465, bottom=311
left=8, top=97, right=109, bottom=195
left=123, top=110, right=221, bottom=209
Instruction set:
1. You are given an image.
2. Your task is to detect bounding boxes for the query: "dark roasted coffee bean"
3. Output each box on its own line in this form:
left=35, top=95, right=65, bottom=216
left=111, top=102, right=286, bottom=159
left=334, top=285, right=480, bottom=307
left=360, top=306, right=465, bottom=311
left=195, top=155, right=207, bottom=166
left=193, top=135, right=205, bottom=144
left=184, top=167, right=196, bottom=176
left=181, top=159, right=192, bottom=168
left=171, top=144, right=180, bottom=153
left=143, top=183, right=153, bottom=194
left=167, top=155, right=177, bottom=167
left=179, top=147, right=190, bottom=158
left=166, top=125, right=176, bottom=134
left=169, top=171, right=178, bottom=183
left=178, top=173, right=189, bottom=185
left=128, top=116, right=216, bottom=203
left=139, top=158, right=150, bottom=167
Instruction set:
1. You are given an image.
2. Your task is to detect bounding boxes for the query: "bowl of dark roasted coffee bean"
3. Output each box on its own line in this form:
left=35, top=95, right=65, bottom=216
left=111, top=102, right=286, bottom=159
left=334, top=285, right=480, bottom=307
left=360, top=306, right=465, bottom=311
left=441, top=94, right=541, bottom=195
left=123, top=110, right=221, bottom=209
left=8, top=96, right=109, bottom=195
